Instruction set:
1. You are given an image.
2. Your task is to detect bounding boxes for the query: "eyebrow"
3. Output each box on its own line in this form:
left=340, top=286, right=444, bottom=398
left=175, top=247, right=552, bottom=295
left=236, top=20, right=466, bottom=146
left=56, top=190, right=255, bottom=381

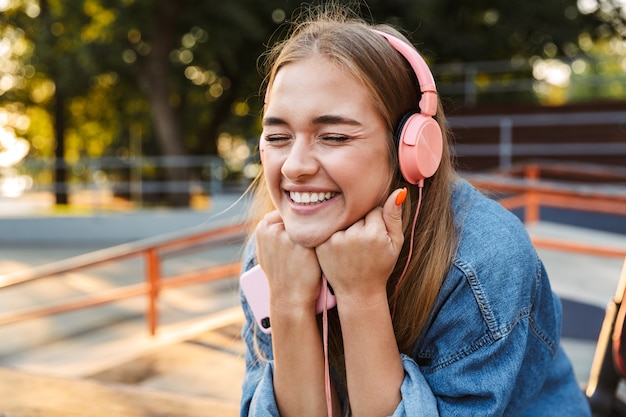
left=262, top=115, right=362, bottom=127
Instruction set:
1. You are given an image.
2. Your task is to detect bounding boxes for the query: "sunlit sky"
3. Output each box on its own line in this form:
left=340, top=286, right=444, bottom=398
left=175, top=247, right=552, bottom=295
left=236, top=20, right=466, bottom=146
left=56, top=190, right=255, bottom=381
left=578, top=0, right=626, bottom=14
left=0, top=128, right=29, bottom=168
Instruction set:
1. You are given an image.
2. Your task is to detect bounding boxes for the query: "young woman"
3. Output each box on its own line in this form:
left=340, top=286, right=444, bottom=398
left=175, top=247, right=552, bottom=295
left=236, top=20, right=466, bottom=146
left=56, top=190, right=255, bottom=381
left=239, top=5, right=591, bottom=417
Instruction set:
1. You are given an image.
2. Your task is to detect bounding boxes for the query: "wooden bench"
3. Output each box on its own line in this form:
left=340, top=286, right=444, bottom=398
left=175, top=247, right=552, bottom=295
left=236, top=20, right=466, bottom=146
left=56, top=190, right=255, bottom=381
left=586, top=257, right=626, bottom=416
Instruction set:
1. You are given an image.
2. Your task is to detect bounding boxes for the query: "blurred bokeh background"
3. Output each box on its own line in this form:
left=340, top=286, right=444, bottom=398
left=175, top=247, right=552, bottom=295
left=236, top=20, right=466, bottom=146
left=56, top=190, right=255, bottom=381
left=1, top=0, right=624, bottom=211
left=0, top=2, right=625, bottom=416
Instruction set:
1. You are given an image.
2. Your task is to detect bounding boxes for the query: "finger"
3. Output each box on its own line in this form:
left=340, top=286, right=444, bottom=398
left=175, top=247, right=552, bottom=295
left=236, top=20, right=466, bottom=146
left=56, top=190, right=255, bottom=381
left=382, top=188, right=406, bottom=244
left=262, top=210, right=283, bottom=225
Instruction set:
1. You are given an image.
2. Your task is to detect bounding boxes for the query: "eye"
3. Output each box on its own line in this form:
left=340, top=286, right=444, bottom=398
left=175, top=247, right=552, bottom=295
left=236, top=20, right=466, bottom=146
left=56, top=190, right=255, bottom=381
left=263, top=134, right=290, bottom=143
left=319, top=135, right=349, bottom=142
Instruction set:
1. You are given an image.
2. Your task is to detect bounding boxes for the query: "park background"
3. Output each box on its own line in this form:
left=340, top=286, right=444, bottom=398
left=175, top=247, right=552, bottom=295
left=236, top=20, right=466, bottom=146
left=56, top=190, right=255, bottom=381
left=0, top=1, right=626, bottom=416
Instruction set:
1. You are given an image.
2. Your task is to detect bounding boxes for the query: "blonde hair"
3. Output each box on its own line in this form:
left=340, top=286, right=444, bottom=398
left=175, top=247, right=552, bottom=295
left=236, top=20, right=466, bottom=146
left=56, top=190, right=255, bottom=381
left=247, top=1, right=457, bottom=396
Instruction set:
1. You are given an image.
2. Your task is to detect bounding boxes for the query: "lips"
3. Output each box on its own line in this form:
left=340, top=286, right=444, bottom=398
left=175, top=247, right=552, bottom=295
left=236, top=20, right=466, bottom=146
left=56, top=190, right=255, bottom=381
left=289, top=191, right=336, bottom=204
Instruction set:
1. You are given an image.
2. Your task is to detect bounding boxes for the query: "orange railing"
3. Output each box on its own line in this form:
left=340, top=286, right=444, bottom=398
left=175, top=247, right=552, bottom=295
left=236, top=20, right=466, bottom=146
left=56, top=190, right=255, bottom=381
left=0, top=222, right=248, bottom=335
left=1, top=163, right=624, bottom=337
left=469, top=163, right=626, bottom=258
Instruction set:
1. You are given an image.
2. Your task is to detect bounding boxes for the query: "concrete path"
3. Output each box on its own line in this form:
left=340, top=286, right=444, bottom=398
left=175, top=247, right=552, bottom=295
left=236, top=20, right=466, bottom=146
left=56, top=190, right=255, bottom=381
left=1, top=194, right=626, bottom=409
left=0, top=194, right=251, bottom=414
left=531, top=222, right=626, bottom=384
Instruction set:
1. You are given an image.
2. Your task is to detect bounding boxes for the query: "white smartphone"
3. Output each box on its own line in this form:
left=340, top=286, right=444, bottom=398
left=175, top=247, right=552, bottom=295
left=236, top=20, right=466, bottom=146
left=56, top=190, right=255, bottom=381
left=240, top=264, right=337, bottom=334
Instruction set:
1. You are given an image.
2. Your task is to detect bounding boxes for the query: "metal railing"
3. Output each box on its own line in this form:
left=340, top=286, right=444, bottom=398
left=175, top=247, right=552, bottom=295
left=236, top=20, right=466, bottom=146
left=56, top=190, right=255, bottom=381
left=1, top=162, right=625, bottom=336
left=0, top=222, right=248, bottom=335
left=6, top=155, right=231, bottom=199
left=468, top=163, right=626, bottom=257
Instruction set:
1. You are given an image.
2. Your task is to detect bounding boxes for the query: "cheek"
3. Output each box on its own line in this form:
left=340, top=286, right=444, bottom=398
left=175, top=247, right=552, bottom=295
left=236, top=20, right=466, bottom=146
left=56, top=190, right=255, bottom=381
left=342, top=158, right=392, bottom=206
left=263, top=160, right=284, bottom=203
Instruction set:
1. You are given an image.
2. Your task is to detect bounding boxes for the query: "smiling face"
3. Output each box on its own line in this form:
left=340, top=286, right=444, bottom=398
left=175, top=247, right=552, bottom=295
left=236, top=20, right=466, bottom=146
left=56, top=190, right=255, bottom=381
left=261, top=55, right=393, bottom=247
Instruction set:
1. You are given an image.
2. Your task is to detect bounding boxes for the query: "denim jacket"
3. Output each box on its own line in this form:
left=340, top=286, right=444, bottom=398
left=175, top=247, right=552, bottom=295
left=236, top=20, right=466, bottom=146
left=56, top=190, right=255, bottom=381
left=239, top=179, right=592, bottom=416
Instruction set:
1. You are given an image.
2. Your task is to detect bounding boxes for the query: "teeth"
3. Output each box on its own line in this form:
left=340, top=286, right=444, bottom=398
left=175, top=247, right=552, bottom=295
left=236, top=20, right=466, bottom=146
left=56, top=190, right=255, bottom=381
left=290, top=191, right=335, bottom=204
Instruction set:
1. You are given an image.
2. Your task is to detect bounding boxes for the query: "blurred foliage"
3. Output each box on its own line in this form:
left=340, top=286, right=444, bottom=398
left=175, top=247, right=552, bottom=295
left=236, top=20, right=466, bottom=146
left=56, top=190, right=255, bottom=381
left=0, top=0, right=624, bottom=203
left=361, top=0, right=621, bottom=61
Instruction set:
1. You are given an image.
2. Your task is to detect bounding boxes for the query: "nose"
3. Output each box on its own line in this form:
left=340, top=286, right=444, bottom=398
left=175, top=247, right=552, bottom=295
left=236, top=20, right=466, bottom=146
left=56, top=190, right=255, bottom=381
left=281, top=138, right=319, bottom=180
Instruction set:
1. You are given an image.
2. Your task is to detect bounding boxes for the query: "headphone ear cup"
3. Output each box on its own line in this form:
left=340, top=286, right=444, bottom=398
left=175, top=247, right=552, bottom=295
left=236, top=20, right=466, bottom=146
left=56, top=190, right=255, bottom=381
left=397, top=113, right=443, bottom=185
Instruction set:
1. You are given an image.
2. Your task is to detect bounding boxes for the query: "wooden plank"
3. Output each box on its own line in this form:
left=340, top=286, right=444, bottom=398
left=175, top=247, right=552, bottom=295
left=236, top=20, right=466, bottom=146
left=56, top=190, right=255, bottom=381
left=0, top=367, right=238, bottom=417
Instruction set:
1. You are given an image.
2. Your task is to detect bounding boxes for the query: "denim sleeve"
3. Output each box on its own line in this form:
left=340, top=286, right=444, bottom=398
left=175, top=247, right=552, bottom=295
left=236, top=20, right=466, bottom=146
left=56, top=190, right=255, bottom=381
left=388, top=263, right=590, bottom=416
left=388, top=354, right=439, bottom=416
left=388, top=321, right=541, bottom=416
left=239, top=238, right=281, bottom=416
left=239, top=300, right=280, bottom=416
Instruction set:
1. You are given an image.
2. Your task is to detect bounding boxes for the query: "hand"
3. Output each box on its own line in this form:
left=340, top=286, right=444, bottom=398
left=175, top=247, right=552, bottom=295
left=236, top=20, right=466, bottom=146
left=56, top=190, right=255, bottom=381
left=315, top=189, right=405, bottom=304
left=255, top=210, right=323, bottom=310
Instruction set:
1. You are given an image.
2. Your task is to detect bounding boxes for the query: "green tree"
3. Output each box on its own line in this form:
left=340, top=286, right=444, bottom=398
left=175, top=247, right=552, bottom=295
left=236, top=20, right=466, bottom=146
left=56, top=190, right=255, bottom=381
left=1, top=0, right=622, bottom=207
left=97, top=0, right=288, bottom=205
left=363, top=0, right=610, bottom=60
left=1, top=0, right=136, bottom=204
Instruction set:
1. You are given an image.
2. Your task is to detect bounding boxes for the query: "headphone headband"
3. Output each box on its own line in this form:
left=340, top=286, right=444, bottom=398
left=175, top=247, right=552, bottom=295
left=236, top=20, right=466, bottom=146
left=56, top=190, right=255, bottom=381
left=371, top=29, right=438, bottom=117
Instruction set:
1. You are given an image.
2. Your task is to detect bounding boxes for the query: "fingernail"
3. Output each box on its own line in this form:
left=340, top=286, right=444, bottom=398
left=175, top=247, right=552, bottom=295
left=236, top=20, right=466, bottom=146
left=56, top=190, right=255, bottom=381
left=395, top=188, right=407, bottom=206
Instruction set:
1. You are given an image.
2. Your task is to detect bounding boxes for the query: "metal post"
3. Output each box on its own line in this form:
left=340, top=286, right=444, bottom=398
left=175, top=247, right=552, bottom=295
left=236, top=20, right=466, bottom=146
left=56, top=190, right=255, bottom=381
left=464, top=65, right=477, bottom=107
left=499, top=117, right=513, bottom=171
left=524, top=164, right=540, bottom=224
left=130, top=122, right=143, bottom=207
left=146, top=248, right=160, bottom=336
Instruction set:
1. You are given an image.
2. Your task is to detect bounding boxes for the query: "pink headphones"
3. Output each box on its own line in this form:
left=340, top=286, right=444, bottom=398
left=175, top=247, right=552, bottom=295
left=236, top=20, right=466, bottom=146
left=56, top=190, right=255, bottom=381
left=372, top=29, right=443, bottom=186
left=260, top=30, right=443, bottom=186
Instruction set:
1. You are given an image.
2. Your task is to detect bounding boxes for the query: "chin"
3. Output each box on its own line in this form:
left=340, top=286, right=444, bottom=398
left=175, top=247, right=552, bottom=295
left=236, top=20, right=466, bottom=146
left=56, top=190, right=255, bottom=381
left=285, top=226, right=332, bottom=248
left=287, top=233, right=326, bottom=248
